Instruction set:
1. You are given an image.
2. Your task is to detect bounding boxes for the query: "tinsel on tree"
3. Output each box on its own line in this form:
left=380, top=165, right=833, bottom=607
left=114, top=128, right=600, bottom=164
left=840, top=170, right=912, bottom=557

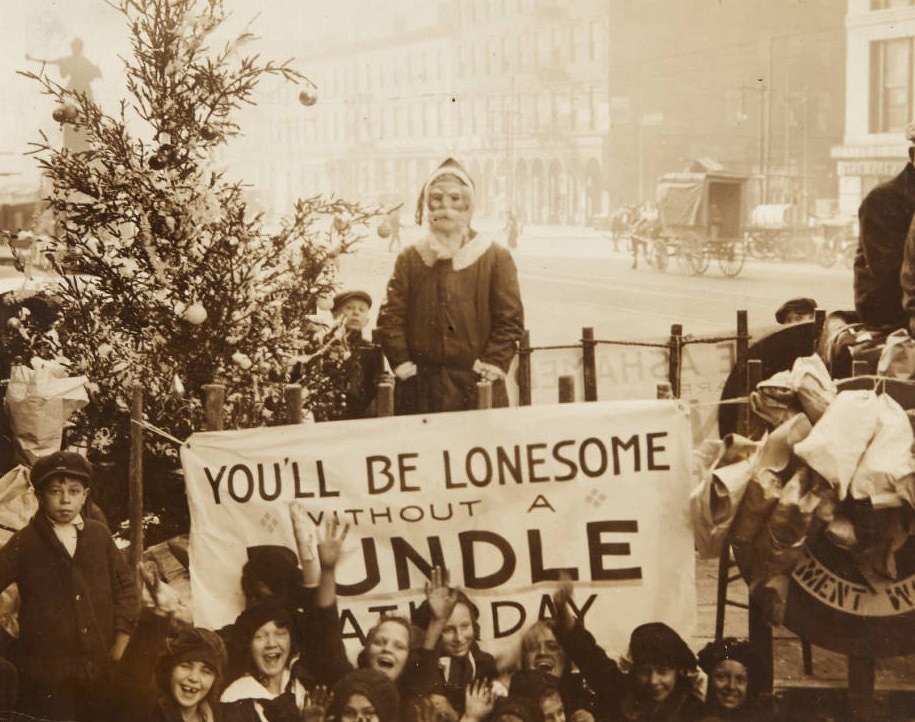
left=9, top=0, right=374, bottom=473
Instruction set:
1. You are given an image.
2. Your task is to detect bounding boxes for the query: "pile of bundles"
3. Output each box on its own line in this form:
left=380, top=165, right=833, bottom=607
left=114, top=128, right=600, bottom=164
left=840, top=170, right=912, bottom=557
left=691, top=353, right=915, bottom=625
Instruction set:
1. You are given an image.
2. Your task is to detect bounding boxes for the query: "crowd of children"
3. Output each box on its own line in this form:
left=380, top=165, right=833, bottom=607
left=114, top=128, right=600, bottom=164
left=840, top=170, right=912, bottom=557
left=0, top=448, right=786, bottom=722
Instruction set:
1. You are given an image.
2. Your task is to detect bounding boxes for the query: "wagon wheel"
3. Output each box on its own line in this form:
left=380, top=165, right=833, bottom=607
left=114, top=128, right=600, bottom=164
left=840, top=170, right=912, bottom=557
left=651, top=239, right=669, bottom=272
left=681, top=231, right=709, bottom=275
left=717, top=238, right=746, bottom=277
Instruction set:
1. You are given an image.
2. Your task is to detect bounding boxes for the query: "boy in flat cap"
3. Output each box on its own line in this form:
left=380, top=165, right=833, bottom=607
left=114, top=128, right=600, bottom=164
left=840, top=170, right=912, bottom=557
left=376, top=158, right=525, bottom=414
left=329, top=289, right=383, bottom=419
left=0, top=450, right=137, bottom=720
left=774, top=297, right=817, bottom=325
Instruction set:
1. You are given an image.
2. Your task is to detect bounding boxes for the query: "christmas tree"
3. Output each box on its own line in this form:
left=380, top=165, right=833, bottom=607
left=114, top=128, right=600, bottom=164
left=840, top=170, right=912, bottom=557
left=9, top=0, right=373, bottom=527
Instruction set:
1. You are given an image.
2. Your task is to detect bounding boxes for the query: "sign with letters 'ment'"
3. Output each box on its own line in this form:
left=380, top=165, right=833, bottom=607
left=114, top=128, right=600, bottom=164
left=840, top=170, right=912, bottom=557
left=181, top=399, right=696, bottom=666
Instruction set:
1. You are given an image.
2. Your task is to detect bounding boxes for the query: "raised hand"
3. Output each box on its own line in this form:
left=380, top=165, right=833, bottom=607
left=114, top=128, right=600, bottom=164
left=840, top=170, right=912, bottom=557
left=289, top=502, right=316, bottom=563
left=462, top=679, right=495, bottom=722
left=316, top=516, right=349, bottom=570
left=301, top=684, right=333, bottom=722
left=425, top=565, right=458, bottom=622
left=552, top=573, right=576, bottom=631
left=138, top=560, right=191, bottom=624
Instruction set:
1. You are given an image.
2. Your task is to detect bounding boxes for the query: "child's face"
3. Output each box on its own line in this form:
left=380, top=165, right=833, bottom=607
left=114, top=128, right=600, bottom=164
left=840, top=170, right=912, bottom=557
left=709, top=659, right=748, bottom=710
left=365, top=619, right=410, bottom=681
left=40, top=475, right=88, bottom=524
left=635, top=664, right=678, bottom=704
left=522, top=624, right=566, bottom=678
left=540, top=692, right=566, bottom=722
left=250, top=620, right=291, bottom=680
left=441, top=602, right=475, bottom=657
left=170, top=660, right=216, bottom=711
left=335, top=299, right=371, bottom=331
left=341, top=692, right=379, bottom=722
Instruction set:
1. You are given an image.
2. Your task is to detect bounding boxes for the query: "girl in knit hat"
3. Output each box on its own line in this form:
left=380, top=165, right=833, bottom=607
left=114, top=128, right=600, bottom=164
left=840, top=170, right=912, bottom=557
left=621, top=622, right=704, bottom=722
left=329, top=668, right=400, bottom=722
left=112, top=563, right=227, bottom=722
left=152, top=625, right=227, bottom=722
left=550, top=580, right=703, bottom=722
left=696, top=638, right=777, bottom=722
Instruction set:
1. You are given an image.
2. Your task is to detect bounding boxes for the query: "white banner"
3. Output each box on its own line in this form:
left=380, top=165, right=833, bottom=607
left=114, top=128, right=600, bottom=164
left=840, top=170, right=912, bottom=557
left=181, top=400, right=696, bottom=666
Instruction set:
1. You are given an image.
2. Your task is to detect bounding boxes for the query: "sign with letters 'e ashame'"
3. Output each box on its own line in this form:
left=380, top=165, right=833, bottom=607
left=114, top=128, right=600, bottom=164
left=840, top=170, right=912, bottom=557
left=181, top=400, right=696, bottom=665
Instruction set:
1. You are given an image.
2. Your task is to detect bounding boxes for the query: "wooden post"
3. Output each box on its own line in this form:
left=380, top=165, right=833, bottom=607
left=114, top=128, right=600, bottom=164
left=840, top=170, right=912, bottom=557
left=746, top=356, right=772, bottom=692
left=285, top=384, right=303, bottom=424
left=376, top=379, right=394, bottom=417
left=128, top=385, right=144, bottom=569
left=203, top=384, right=225, bottom=431
left=581, top=327, right=597, bottom=402
left=518, top=329, right=532, bottom=407
left=848, top=655, right=877, bottom=717
left=735, top=310, right=749, bottom=435
left=477, top=380, right=493, bottom=409
left=812, top=307, right=826, bottom=355
left=558, top=375, right=575, bottom=403
left=667, top=324, right=683, bottom=398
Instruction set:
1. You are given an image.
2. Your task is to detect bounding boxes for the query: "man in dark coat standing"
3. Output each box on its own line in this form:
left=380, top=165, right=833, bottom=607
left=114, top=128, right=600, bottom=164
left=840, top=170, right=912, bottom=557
left=857, top=124, right=915, bottom=334
left=376, top=158, right=525, bottom=414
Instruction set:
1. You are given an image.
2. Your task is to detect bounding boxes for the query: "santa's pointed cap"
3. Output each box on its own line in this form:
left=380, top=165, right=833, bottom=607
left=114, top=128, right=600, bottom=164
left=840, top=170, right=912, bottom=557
left=414, top=157, right=475, bottom=224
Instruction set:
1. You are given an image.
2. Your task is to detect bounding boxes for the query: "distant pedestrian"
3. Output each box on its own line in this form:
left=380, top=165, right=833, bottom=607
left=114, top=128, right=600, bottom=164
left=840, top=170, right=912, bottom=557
left=505, top=211, right=520, bottom=250
left=376, top=157, right=525, bottom=414
left=387, top=207, right=402, bottom=253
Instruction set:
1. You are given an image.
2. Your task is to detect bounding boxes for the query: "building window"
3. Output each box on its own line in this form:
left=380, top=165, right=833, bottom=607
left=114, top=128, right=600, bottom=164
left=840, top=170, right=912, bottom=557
left=589, top=20, right=601, bottom=61
left=871, top=0, right=915, bottom=9
left=870, top=37, right=913, bottom=133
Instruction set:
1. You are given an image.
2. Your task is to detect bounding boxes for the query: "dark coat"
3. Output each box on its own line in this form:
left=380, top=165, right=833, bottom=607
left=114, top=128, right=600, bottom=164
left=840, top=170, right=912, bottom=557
left=0, top=512, right=137, bottom=719
left=856, top=162, right=915, bottom=332
left=554, top=621, right=627, bottom=721
left=377, top=233, right=524, bottom=414
left=0, top=511, right=137, bottom=719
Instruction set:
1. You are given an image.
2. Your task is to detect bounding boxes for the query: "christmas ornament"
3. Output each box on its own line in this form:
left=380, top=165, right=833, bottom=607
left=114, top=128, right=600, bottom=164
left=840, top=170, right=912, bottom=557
left=182, top=302, right=207, bottom=325
left=199, top=125, right=217, bottom=141
left=298, top=89, right=317, bottom=106
left=52, top=104, right=79, bottom=124
left=231, top=351, right=253, bottom=370
left=377, top=221, right=391, bottom=238
left=148, top=153, right=167, bottom=170
left=170, top=373, right=185, bottom=399
left=333, top=215, right=349, bottom=233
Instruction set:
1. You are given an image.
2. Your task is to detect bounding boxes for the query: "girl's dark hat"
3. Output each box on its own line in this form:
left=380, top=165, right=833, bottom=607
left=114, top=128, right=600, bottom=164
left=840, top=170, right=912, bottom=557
left=331, top=669, right=400, bottom=722
left=30, top=451, right=92, bottom=489
left=628, top=622, right=696, bottom=670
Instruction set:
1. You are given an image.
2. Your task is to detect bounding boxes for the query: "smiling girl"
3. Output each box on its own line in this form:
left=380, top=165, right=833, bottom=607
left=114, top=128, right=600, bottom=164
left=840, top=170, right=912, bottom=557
left=219, top=599, right=327, bottom=722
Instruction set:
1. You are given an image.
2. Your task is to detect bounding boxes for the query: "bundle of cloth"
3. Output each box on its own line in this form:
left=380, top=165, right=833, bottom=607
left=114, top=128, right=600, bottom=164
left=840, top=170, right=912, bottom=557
left=690, top=353, right=915, bottom=625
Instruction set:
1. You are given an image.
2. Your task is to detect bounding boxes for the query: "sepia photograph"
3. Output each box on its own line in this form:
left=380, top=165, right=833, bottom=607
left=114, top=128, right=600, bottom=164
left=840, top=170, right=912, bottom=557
left=0, top=1, right=913, bottom=720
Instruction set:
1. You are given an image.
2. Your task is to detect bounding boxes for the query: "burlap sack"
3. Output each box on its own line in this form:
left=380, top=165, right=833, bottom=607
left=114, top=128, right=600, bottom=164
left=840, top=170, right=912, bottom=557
left=789, top=354, right=837, bottom=424
left=794, top=390, right=879, bottom=500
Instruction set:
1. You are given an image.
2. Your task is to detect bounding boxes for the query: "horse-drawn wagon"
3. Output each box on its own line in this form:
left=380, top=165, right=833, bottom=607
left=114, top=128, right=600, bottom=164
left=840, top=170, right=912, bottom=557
left=632, top=160, right=748, bottom=277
